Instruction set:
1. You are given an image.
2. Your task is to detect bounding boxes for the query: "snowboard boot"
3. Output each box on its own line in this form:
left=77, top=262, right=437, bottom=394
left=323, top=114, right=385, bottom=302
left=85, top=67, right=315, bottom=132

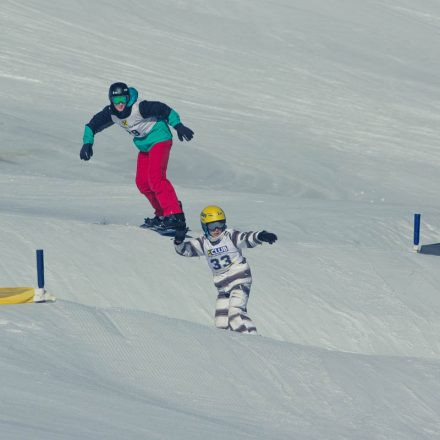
left=157, top=213, right=186, bottom=234
left=178, top=201, right=186, bottom=223
left=140, top=215, right=163, bottom=229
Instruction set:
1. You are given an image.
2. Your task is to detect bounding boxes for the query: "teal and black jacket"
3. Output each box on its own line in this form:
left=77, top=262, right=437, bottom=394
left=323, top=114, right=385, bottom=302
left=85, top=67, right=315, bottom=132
left=83, top=87, right=181, bottom=152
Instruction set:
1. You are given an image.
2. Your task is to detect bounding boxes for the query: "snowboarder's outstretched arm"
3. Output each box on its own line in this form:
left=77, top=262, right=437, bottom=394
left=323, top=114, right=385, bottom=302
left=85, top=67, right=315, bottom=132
left=229, top=230, right=278, bottom=248
left=139, top=100, right=194, bottom=142
left=80, top=106, right=115, bottom=161
left=257, top=231, right=277, bottom=244
left=174, top=232, right=205, bottom=257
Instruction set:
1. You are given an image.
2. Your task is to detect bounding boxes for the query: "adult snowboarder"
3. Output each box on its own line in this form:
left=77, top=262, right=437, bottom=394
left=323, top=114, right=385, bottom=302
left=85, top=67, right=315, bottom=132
left=173, top=205, right=277, bottom=334
left=80, top=82, right=194, bottom=233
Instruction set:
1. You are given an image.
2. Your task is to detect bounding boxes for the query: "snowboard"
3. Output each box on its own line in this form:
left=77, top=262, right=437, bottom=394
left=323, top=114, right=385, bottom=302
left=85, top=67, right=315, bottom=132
left=93, top=219, right=192, bottom=238
left=140, top=224, right=191, bottom=238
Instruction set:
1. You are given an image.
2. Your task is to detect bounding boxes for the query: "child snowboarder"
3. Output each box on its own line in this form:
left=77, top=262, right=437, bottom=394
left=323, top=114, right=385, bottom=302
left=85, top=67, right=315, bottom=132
left=174, top=205, right=277, bottom=334
left=80, top=82, right=194, bottom=234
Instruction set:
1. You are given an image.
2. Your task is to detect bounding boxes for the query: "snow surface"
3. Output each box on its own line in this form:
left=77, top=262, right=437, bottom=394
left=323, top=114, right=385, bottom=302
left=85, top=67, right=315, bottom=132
left=1, top=0, right=440, bottom=438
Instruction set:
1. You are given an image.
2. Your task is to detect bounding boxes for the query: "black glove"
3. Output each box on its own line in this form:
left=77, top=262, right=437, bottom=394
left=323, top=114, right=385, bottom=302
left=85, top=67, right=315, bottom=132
left=80, top=143, right=93, bottom=161
left=174, top=227, right=187, bottom=245
left=258, top=231, right=277, bottom=244
left=174, top=123, right=194, bottom=142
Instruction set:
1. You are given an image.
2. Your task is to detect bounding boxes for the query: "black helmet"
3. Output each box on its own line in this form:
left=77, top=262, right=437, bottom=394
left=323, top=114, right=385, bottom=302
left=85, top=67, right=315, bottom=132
left=108, top=82, right=129, bottom=101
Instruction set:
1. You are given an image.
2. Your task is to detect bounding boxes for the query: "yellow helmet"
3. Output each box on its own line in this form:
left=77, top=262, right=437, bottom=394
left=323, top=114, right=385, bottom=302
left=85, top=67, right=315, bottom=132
left=200, top=205, right=226, bottom=224
left=200, top=205, right=227, bottom=237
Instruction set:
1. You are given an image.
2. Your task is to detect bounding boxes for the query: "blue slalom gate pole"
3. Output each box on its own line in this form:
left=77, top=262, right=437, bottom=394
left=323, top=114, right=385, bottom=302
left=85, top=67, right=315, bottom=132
left=36, top=249, right=45, bottom=289
left=413, top=214, right=421, bottom=252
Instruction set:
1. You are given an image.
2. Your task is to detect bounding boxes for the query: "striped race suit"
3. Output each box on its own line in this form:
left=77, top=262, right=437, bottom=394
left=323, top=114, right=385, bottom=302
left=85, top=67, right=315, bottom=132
left=174, top=229, right=263, bottom=334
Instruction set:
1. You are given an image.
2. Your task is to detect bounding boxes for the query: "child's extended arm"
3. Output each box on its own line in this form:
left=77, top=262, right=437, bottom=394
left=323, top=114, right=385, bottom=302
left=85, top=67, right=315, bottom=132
left=231, top=230, right=277, bottom=248
left=174, top=236, right=205, bottom=257
left=257, top=231, right=277, bottom=244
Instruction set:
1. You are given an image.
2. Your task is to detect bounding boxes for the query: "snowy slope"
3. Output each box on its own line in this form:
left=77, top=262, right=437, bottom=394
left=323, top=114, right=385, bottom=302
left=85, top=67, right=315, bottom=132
left=2, top=302, right=440, bottom=440
left=1, top=0, right=440, bottom=438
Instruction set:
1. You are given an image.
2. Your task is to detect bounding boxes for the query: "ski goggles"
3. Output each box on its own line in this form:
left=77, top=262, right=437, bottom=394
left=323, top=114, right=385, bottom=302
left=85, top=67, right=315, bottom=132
left=206, top=221, right=226, bottom=231
left=111, top=95, right=128, bottom=105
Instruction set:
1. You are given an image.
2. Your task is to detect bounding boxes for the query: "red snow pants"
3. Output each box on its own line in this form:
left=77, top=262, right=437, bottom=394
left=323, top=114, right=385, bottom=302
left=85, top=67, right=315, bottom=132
left=135, top=140, right=182, bottom=217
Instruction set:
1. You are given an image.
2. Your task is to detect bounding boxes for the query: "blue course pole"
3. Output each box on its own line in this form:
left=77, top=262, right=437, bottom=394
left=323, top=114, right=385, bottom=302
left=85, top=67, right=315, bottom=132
left=413, top=214, right=421, bottom=251
left=36, top=249, right=45, bottom=288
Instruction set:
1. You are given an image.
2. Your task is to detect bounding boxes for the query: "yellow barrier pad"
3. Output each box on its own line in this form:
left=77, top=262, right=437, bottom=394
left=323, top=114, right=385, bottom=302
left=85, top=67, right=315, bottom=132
left=0, top=287, right=35, bottom=304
